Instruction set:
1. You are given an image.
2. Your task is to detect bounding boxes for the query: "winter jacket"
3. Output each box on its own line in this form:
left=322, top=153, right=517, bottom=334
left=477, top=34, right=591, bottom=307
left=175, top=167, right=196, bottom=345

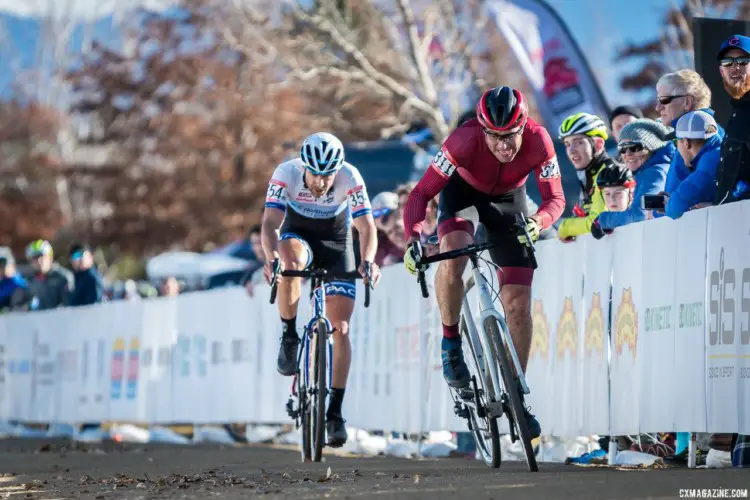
left=597, top=143, right=674, bottom=230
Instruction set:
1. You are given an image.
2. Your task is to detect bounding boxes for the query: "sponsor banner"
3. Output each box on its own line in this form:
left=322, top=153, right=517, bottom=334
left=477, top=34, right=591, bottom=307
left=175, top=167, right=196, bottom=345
left=581, top=234, right=611, bottom=435
left=107, top=300, right=144, bottom=423
left=705, top=202, right=750, bottom=433
left=638, top=218, right=678, bottom=432
left=673, top=209, right=708, bottom=432
left=551, top=239, right=586, bottom=437
left=488, top=0, right=610, bottom=132
left=527, top=239, right=562, bottom=436
left=609, top=222, right=644, bottom=436
left=0, top=199, right=748, bottom=436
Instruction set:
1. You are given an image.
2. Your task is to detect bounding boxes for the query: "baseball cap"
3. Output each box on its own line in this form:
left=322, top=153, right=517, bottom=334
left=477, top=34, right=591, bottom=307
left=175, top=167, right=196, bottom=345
left=718, top=34, right=750, bottom=59
left=675, top=110, right=719, bottom=140
left=370, top=191, right=399, bottom=218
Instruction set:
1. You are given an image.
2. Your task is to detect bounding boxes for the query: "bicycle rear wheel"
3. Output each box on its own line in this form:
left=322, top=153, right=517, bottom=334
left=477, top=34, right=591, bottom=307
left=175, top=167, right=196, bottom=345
left=485, top=317, right=539, bottom=472
left=459, top=315, right=500, bottom=468
left=311, top=319, right=329, bottom=462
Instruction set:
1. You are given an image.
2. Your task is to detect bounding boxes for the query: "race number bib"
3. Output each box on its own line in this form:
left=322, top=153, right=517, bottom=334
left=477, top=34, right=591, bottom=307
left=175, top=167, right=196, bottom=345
left=540, top=157, right=561, bottom=179
left=432, top=148, right=457, bottom=178
left=348, top=185, right=370, bottom=217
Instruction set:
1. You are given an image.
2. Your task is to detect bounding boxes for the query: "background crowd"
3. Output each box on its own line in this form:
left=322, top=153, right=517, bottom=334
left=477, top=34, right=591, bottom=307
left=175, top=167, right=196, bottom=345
left=1, top=8, right=748, bottom=467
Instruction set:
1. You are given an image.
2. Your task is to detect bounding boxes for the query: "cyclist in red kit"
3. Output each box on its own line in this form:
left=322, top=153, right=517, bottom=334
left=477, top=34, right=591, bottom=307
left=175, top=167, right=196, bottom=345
left=402, top=86, right=565, bottom=439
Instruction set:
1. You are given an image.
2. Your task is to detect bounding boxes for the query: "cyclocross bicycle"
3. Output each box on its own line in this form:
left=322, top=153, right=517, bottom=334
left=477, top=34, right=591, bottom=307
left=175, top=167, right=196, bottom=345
left=413, top=217, right=539, bottom=472
left=270, top=262, right=372, bottom=462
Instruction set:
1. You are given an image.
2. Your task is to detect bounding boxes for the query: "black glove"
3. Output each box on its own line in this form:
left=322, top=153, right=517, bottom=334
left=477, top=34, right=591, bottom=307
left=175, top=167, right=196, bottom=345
left=591, top=218, right=610, bottom=240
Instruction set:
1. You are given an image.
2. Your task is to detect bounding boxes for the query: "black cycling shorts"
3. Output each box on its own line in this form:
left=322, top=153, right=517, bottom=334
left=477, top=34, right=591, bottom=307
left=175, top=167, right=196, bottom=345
left=280, top=216, right=357, bottom=299
left=437, top=175, right=535, bottom=285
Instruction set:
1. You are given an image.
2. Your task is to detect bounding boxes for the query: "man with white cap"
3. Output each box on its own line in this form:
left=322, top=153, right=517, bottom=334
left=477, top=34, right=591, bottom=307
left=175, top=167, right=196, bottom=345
left=661, top=110, right=722, bottom=219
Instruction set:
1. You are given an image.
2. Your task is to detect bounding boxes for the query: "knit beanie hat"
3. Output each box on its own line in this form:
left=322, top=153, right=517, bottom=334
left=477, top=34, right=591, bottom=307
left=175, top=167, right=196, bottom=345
left=609, top=105, right=644, bottom=124
left=617, top=119, right=671, bottom=151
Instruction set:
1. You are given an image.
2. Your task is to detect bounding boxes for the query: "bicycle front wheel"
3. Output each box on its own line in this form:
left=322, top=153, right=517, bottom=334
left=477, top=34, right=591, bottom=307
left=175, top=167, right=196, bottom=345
left=459, top=315, right=500, bottom=468
left=311, top=319, right=329, bottom=462
left=485, top=317, right=539, bottom=472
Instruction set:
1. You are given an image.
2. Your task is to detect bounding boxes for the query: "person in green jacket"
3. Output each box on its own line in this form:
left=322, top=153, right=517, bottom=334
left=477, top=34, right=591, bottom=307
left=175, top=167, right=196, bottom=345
left=556, top=112, right=615, bottom=242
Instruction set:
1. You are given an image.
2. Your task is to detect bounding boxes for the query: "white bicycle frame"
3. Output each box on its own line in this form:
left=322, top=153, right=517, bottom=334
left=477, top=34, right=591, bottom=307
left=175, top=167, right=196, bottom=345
left=461, top=263, right=530, bottom=416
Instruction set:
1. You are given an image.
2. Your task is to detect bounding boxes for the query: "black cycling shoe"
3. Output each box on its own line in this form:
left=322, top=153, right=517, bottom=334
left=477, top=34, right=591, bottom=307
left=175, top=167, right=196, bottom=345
left=277, top=336, right=299, bottom=376
left=326, top=417, right=348, bottom=448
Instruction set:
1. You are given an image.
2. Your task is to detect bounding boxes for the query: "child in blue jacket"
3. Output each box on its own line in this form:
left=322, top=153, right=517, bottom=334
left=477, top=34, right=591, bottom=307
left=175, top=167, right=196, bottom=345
left=663, top=110, right=722, bottom=219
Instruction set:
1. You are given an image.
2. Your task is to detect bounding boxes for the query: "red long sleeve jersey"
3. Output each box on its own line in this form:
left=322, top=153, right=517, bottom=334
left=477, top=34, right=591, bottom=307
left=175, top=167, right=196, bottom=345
left=403, top=118, right=566, bottom=239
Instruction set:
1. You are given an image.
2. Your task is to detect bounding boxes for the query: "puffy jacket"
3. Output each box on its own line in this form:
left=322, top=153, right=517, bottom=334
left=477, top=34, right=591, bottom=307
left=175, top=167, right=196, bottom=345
left=70, top=267, right=104, bottom=307
left=655, top=108, right=725, bottom=219
left=558, top=156, right=613, bottom=239
left=597, top=143, right=674, bottom=230
left=27, top=264, right=74, bottom=310
left=0, top=273, right=27, bottom=311
left=664, top=134, right=722, bottom=219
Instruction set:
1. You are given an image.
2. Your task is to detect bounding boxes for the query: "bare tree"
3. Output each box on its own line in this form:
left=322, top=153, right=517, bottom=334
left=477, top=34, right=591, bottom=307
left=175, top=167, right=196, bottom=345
left=195, top=0, right=524, bottom=142
left=616, top=0, right=750, bottom=111
left=63, top=9, right=312, bottom=255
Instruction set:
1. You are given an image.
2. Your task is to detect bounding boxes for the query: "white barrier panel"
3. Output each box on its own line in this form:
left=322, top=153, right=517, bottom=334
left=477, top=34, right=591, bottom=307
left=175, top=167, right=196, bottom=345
left=706, top=202, right=750, bottom=434
left=609, top=222, right=643, bottom=436
left=1, top=202, right=749, bottom=436
left=639, top=216, right=678, bottom=433
left=673, top=209, right=708, bottom=432
left=581, top=235, right=611, bottom=435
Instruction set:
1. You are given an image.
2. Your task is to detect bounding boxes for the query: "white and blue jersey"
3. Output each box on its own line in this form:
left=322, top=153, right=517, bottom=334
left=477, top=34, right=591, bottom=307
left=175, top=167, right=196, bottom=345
left=264, top=158, right=372, bottom=234
left=264, top=158, right=371, bottom=299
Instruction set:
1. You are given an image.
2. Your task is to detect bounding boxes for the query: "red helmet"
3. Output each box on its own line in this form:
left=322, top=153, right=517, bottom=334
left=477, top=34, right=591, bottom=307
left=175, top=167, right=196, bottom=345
left=476, top=86, right=528, bottom=132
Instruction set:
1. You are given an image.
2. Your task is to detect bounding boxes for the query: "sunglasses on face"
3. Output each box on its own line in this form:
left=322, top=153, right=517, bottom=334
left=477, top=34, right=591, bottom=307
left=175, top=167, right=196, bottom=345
left=720, top=56, right=750, bottom=67
left=657, top=94, right=687, bottom=105
left=483, top=127, right=522, bottom=144
left=618, top=143, right=645, bottom=155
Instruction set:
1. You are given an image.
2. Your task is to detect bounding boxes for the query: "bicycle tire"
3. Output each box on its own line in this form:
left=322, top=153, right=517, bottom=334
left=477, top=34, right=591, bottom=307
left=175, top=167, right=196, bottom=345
left=459, top=316, right=500, bottom=468
left=312, top=319, right=328, bottom=462
left=299, top=377, right=312, bottom=462
left=485, top=317, right=539, bottom=472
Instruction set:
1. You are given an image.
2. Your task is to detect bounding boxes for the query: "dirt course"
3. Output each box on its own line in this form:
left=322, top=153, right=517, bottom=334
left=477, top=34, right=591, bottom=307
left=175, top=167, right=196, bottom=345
left=0, top=438, right=747, bottom=499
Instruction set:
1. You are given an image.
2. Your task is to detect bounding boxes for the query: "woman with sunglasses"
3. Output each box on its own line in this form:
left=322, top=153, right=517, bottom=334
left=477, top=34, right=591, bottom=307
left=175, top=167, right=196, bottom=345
left=653, top=70, right=724, bottom=220
left=591, top=119, right=674, bottom=236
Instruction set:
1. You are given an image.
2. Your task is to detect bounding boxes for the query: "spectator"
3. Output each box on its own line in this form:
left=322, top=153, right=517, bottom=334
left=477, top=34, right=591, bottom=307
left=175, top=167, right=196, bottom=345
left=69, top=244, right=104, bottom=307
left=653, top=70, right=724, bottom=217
left=0, top=255, right=27, bottom=312
left=597, top=163, right=637, bottom=212
left=714, top=34, right=750, bottom=204
left=162, top=276, right=181, bottom=296
left=371, top=191, right=405, bottom=266
left=556, top=113, right=614, bottom=242
left=24, top=239, right=73, bottom=311
left=609, top=105, right=643, bottom=143
left=591, top=119, right=673, bottom=235
left=661, top=110, right=722, bottom=219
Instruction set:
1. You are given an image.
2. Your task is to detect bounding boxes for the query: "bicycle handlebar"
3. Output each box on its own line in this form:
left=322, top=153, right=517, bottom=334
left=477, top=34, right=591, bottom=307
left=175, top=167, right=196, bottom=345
left=269, top=262, right=372, bottom=308
left=414, top=215, right=537, bottom=299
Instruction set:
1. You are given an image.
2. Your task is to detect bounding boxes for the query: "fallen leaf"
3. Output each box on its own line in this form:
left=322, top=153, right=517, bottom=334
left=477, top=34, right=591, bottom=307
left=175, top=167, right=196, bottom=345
left=414, top=474, right=421, bottom=484
left=137, top=483, right=146, bottom=489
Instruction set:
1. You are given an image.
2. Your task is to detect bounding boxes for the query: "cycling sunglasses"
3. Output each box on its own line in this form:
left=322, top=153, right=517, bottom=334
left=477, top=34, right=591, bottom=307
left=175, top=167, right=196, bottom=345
left=719, top=56, right=750, bottom=67
left=657, top=94, right=687, bottom=105
left=618, top=142, right=645, bottom=155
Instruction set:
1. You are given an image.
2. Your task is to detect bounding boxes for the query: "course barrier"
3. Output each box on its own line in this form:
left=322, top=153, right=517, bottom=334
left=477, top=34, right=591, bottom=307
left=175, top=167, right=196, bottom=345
left=0, top=202, right=747, bottom=437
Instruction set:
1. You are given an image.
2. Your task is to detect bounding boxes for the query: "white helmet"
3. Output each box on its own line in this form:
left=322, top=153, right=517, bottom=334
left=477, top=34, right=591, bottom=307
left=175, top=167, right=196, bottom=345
left=300, top=132, right=345, bottom=175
